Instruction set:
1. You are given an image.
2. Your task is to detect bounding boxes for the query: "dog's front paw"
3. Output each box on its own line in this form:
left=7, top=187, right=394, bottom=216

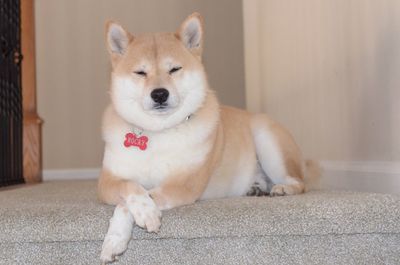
left=127, top=194, right=162, bottom=232
left=100, top=234, right=128, bottom=264
left=100, top=205, right=134, bottom=264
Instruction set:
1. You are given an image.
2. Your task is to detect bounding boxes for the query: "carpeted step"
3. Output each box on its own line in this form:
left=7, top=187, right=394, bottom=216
left=0, top=180, right=399, bottom=264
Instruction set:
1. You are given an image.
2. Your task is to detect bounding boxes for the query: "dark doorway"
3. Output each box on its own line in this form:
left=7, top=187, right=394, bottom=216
left=0, top=0, right=24, bottom=187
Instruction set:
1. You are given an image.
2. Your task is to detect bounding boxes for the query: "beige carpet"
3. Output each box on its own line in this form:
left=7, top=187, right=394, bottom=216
left=0, top=180, right=399, bottom=264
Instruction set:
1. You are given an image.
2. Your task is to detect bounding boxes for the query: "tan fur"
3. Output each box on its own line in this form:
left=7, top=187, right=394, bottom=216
left=100, top=13, right=318, bottom=211
left=105, top=18, right=206, bottom=94
left=99, top=13, right=321, bottom=263
left=98, top=169, right=147, bottom=205
left=251, top=114, right=306, bottom=195
left=100, top=106, right=309, bottom=207
left=304, top=159, right=322, bottom=191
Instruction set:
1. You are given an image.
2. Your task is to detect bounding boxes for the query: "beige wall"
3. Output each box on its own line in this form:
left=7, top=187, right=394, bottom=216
left=35, top=0, right=245, bottom=169
left=244, top=0, right=400, bottom=161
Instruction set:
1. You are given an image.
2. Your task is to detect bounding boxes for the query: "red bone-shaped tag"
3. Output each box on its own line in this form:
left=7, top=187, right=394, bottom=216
left=124, top=133, right=148, bottom=150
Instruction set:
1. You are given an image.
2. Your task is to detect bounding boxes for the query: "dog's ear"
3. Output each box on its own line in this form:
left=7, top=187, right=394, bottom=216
left=177, top=12, right=204, bottom=59
left=105, top=21, right=133, bottom=66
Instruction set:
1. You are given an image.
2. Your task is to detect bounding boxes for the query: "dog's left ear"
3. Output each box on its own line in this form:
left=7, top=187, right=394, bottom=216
left=177, top=12, right=204, bottom=59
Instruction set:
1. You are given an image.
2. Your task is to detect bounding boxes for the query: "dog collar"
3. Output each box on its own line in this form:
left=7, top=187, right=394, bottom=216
left=124, top=114, right=192, bottom=151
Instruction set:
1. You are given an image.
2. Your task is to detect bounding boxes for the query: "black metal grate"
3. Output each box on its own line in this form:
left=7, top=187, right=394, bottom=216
left=0, top=0, right=24, bottom=187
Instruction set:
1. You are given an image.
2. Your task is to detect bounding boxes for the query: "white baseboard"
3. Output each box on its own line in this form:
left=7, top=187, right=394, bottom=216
left=42, top=161, right=400, bottom=194
left=320, top=161, right=400, bottom=194
left=43, top=168, right=100, bottom=181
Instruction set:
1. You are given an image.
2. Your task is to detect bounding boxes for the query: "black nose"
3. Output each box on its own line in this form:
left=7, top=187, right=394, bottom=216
left=151, top=88, right=169, bottom=104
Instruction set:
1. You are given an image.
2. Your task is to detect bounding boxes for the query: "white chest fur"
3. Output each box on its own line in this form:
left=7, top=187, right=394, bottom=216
left=102, top=108, right=215, bottom=190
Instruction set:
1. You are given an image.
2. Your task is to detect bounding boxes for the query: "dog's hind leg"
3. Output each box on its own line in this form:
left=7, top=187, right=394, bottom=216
left=246, top=168, right=271, bottom=196
left=251, top=114, right=305, bottom=196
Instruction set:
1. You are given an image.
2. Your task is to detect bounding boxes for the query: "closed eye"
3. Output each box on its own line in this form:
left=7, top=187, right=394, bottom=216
left=134, top=70, right=147, bottom=77
left=169, top=66, right=182, bottom=75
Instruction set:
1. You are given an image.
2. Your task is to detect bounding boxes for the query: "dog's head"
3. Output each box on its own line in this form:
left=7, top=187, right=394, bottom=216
left=106, top=13, right=208, bottom=131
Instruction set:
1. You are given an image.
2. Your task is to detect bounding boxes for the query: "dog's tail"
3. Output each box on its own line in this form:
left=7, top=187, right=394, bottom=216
left=304, top=159, right=322, bottom=191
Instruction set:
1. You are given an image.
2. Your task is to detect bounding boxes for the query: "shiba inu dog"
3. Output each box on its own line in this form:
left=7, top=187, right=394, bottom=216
left=99, top=12, right=319, bottom=263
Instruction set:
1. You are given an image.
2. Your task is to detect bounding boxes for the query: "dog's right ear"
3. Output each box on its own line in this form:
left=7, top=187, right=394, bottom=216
left=105, top=21, right=133, bottom=67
